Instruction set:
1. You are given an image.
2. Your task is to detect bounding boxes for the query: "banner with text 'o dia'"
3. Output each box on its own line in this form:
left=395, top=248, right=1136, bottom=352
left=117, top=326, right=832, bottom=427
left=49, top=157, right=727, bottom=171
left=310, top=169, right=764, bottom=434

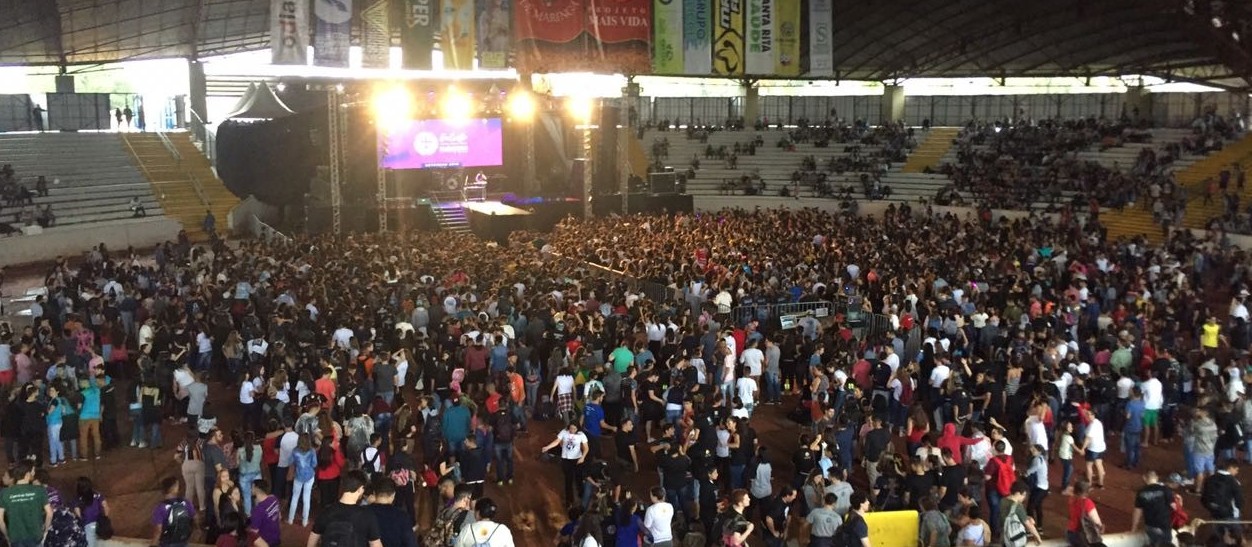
left=712, top=0, right=744, bottom=75
left=314, top=0, right=353, bottom=67
left=475, top=0, right=511, bottom=69
left=774, top=0, right=800, bottom=76
left=681, top=0, right=712, bottom=74
left=744, top=0, right=772, bottom=75
left=440, top=0, right=476, bottom=69
left=652, top=0, right=683, bottom=74
left=401, top=0, right=438, bottom=69
left=587, top=0, right=652, bottom=74
left=513, top=0, right=586, bottom=72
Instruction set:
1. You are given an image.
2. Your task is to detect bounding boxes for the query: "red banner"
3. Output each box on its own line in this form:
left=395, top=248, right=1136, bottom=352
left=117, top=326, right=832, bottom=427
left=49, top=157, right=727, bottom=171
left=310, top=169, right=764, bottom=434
left=587, top=0, right=651, bottom=44
left=514, top=0, right=585, bottom=43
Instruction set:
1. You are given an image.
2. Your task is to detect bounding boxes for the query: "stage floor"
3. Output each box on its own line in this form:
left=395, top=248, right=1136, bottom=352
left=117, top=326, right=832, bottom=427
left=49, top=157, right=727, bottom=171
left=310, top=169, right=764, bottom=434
left=462, top=200, right=531, bottom=216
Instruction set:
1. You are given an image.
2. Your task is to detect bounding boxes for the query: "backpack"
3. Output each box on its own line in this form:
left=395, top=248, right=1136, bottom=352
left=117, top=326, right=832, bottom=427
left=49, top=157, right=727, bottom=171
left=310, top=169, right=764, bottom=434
left=360, top=448, right=383, bottom=478
left=1002, top=505, right=1029, bottom=547
left=46, top=506, right=87, bottom=547
left=832, top=512, right=865, bottom=547
left=898, top=377, right=914, bottom=406
left=424, top=507, right=468, bottom=547
left=159, top=498, right=194, bottom=544
left=319, top=520, right=357, bottom=547
left=992, top=456, right=1016, bottom=496
left=473, top=523, right=502, bottom=547
left=494, top=413, right=516, bottom=444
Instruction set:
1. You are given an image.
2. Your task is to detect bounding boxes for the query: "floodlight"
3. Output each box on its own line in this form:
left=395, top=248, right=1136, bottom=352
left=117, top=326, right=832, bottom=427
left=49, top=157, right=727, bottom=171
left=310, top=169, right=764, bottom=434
left=507, top=92, right=536, bottom=121
left=441, top=88, right=475, bottom=121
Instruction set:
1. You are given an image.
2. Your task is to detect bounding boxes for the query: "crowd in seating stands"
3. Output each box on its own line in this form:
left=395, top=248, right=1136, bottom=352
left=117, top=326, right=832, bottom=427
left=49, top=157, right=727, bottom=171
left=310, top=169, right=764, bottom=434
left=0, top=164, right=55, bottom=234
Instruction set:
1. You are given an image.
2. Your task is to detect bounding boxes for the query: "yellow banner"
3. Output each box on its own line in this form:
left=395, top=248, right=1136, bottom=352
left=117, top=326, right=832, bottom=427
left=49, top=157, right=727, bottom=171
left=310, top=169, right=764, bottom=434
left=440, top=0, right=476, bottom=70
left=712, top=0, right=744, bottom=75
left=863, top=510, right=920, bottom=547
left=774, top=0, right=800, bottom=76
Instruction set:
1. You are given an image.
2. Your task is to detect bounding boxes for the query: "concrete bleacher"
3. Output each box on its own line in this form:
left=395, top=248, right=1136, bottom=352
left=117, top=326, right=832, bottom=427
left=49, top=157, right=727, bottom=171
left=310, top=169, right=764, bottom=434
left=642, top=128, right=896, bottom=196
left=0, top=133, right=164, bottom=227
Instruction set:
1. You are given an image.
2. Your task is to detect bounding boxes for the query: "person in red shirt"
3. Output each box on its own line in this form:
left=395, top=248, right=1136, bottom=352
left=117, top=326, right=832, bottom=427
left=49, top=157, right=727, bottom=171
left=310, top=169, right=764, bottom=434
left=315, top=438, right=345, bottom=507
left=314, top=367, right=336, bottom=412
left=484, top=383, right=502, bottom=414
left=1067, top=479, right=1103, bottom=545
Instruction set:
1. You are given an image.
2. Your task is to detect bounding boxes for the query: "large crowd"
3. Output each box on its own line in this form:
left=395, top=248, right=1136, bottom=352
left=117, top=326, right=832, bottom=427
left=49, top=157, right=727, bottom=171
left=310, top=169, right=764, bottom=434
left=0, top=199, right=1251, bottom=547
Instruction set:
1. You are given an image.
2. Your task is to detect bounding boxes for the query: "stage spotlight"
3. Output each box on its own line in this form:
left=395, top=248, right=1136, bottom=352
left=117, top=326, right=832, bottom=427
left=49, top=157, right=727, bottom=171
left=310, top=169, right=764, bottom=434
left=507, top=92, right=536, bottom=121
left=567, top=96, right=594, bottom=124
left=441, top=88, right=474, bottom=121
left=372, top=86, right=413, bottom=124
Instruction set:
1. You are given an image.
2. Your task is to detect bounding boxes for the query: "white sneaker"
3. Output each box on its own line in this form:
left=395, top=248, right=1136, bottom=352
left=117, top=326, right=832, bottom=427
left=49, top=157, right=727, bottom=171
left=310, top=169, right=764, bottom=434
left=129, top=441, right=137, bottom=447
left=138, top=442, right=148, bottom=448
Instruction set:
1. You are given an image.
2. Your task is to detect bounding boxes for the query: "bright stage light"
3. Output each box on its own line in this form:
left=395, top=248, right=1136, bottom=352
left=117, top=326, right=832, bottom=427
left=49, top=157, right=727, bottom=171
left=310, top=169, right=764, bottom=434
left=567, top=96, right=594, bottom=124
left=506, top=92, right=536, bottom=121
left=441, top=88, right=474, bottom=121
left=372, top=86, right=413, bottom=124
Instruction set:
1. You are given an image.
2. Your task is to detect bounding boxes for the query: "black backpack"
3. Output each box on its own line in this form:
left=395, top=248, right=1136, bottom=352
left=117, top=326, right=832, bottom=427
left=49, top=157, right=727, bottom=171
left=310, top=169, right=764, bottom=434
left=494, top=412, right=516, bottom=444
left=159, top=498, right=194, bottom=544
left=832, top=512, right=865, bottom=547
left=320, top=519, right=357, bottom=547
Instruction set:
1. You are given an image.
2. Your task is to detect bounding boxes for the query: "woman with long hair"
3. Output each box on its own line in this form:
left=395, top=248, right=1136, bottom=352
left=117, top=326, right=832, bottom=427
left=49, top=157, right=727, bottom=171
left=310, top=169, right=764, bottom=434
left=74, top=476, right=110, bottom=547
left=236, top=431, right=263, bottom=516
left=209, top=468, right=242, bottom=544
left=213, top=509, right=267, bottom=547
left=613, top=498, right=642, bottom=547
left=573, top=511, right=604, bottom=547
left=906, top=403, right=931, bottom=456
left=287, top=433, right=317, bottom=526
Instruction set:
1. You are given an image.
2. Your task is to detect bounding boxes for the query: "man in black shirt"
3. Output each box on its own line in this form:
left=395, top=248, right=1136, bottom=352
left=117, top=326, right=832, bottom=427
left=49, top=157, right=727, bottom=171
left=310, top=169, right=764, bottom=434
left=658, top=443, right=693, bottom=519
left=862, top=416, right=891, bottom=486
left=365, top=479, right=418, bottom=547
left=308, top=470, right=382, bottom=547
left=937, top=448, right=966, bottom=511
left=762, top=486, right=797, bottom=547
left=1131, top=471, right=1173, bottom=547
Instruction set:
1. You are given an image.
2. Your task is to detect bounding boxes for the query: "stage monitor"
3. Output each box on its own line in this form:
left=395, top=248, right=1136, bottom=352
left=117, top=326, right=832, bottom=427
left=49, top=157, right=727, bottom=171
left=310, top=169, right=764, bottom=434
left=380, top=118, right=503, bottom=169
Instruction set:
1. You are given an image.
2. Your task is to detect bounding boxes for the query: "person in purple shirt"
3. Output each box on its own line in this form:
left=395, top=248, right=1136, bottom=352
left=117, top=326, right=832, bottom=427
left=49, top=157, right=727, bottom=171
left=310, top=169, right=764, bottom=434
left=150, top=477, right=197, bottom=547
left=248, top=480, right=281, bottom=547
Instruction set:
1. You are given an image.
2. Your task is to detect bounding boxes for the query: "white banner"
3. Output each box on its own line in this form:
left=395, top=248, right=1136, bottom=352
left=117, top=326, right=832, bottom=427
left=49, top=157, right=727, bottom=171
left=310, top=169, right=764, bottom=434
left=271, top=0, right=309, bottom=65
left=745, top=0, right=773, bottom=74
left=807, top=0, right=832, bottom=75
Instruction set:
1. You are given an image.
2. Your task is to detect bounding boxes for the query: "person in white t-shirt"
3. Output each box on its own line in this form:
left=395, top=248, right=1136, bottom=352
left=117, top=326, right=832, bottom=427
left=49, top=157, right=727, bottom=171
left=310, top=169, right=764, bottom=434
left=735, top=368, right=758, bottom=416
left=1142, top=374, right=1163, bottom=445
left=455, top=498, right=515, bottom=547
left=642, top=486, right=674, bottom=545
left=740, top=340, right=765, bottom=380
left=543, top=423, right=589, bottom=505
left=1078, top=408, right=1107, bottom=488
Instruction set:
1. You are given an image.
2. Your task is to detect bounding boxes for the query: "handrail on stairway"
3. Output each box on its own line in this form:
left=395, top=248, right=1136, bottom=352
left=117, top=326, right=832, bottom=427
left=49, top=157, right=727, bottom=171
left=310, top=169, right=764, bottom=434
left=156, top=130, right=212, bottom=211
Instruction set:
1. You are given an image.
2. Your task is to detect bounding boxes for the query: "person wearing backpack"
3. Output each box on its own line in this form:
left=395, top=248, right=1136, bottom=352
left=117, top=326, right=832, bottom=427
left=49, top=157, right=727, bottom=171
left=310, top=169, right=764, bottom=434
left=150, top=476, right=196, bottom=547
left=832, top=491, right=870, bottom=547
left=981, top=440, right=1015, bottom=539
left=425, top=490, right=473, bottom=547
left=490, top=402, right=519, bottom=485
left=309, top=470, right=382, bottom=547
left=454, top=497, right=513, bottom=547
left=999, top=481, right=1041, bottom=547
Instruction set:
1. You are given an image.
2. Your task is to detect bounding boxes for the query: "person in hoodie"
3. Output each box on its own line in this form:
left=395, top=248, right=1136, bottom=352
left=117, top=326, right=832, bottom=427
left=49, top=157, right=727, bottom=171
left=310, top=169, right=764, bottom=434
left=935, top=423, right=980, bottom=465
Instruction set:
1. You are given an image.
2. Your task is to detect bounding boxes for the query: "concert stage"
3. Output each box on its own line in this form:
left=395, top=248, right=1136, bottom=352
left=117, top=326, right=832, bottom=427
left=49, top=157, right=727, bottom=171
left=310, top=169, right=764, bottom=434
left=464, top=200, right=531, bottom=243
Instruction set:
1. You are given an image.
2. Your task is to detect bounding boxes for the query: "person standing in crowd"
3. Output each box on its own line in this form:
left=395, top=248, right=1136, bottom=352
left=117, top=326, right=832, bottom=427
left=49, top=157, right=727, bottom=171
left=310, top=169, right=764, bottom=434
left=365, top=479, right=417, bottom=547
left=307, top=471, right=382, bottom=547
left=1131, top=471, right=1175, bottom=547
left=0, top=463, right=52, bottom=547
left=544, top=422, right=589, bottom=506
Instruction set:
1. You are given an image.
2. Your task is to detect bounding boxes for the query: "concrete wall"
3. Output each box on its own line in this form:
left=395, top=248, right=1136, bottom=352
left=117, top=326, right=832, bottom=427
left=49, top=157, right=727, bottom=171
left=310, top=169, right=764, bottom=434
left=0, top=217, right=182, bottom=266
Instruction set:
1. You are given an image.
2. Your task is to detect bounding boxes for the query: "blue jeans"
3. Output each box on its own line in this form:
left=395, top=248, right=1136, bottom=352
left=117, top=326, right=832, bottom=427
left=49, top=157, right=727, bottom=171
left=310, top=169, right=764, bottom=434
left=494, top=442, right=514, bottom=481
left=511, top=403, right=527, bottom=431
left=48, top=424, right=64, bottom=464
left=763, top=372, right=781, bottom=403
left=195, top=351, right=211, bottom=372
left=378, top=390, right=395, bottom=406
left=288, top=477, right=314, bottom=524
left=1060, top=459, right=1073, bottom=489
left=524, top=383, right=540, bottom=411
left=239, top=471, right=260, bottom=516
left=730, top=464, right=746, bottom=489
left=130, top=409, right=145, bottom=445
left=1123, top=430, right=1143, bottom=468
left=986, top=489, right=1003, bottom=536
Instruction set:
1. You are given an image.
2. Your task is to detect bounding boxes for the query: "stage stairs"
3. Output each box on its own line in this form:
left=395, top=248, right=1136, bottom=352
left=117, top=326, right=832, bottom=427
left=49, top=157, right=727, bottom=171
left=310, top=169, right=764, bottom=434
left=122, top=132, right=238, bottom=240
left=900, top=127, right=960, bottom=173
left=429, top=191, right=471, bottom=233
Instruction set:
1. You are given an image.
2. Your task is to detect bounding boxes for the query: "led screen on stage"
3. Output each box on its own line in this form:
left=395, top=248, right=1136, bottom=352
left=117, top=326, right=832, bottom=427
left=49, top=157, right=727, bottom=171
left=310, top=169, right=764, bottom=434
left=381, top=118, right=504, bottom=169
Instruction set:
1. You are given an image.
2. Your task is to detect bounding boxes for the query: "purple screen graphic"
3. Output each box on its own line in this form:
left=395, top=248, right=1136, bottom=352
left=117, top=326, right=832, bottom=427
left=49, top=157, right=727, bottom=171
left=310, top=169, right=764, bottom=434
left=380, top=118, right=503, bottom=169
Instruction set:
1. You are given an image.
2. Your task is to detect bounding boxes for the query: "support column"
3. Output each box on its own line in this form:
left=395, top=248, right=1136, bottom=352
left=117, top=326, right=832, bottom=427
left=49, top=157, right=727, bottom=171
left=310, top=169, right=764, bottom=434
left=881, top=84, right=905, bottom=124
left=188, top=59, right=208, bottom=141
left=1124, top=86, right=1151, bottom=125
left=622, top=80, right=641, bottom=214
left=743, top=79, right=760, bottom=126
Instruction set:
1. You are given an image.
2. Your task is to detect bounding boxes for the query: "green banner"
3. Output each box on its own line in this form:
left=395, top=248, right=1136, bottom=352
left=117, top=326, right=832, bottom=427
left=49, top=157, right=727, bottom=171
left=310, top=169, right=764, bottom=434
left=653, top=0, right=684, bottom=73
left=774, top=0, right=800, bottom=76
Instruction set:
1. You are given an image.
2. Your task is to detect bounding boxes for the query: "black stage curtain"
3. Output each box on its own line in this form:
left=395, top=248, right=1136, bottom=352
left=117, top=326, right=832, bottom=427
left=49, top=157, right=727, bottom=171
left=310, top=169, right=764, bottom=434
left=216, top=113, right=318, bottom=205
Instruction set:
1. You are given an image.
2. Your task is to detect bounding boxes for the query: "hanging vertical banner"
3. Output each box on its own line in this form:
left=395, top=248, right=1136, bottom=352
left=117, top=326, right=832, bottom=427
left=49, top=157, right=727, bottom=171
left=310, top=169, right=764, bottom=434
left=807, top=0, right=833, bottom=76
left=402, top=0, right=438, bottom=69
left=361, top=0, right=391, bottom=68
left=587, top=0, right=651, bottom=73
left=681, top=0, right=711, bottom=74
left=774, top=0, right=799, bottom=76
left=711, top=0, right=744, bottom=75
left=475, top=0, right=511, bottom=69
left=271, top=0, right=309, bottom=65
left=744, top=0, right=772, bottom=74
left=440, top=0, right=475, bottom=69
left=513, top=0, right=585, bottom=72
left=652, top=0, right=683, bottom=74
left=314, top=0, right=353, bottom=67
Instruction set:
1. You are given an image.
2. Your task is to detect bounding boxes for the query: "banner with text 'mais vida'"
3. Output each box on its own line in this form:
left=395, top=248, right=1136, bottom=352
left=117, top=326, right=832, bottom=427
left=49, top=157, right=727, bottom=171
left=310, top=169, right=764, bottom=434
left=513, top=0, right=585, bottom=73
left=402, top=0, right=438, bottom=69
left=441, top=0, right=476, bottom=69
left=314, top=0, right=352, bottom=67
left=587, top=0, right=652, bottom=73
left=712, top=0, right=744, bottom=75
left=271, top=0, right=309, bottom=65
left=774, top=0, right=800, bottom=76
left=808, top=0, right=833, bottom=76
left=681, top=0, right=711, bottom=74
left=475, top=0, right=511, bottom=69
left=744, top=0, right=772, bottom=74
left=652, top=0, right=682, bottom=74
left=361, top=0, right=391, bottom=68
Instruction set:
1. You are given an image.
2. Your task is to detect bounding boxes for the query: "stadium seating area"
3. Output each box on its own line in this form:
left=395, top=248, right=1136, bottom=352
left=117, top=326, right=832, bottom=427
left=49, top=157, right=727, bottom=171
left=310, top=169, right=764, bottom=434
left=0, top=133, right=163, bottom=230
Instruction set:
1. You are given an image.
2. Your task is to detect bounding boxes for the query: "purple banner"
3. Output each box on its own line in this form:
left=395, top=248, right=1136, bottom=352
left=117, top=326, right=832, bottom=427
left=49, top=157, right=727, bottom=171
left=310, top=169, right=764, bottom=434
left=381, top=118, right=504, bottom=169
